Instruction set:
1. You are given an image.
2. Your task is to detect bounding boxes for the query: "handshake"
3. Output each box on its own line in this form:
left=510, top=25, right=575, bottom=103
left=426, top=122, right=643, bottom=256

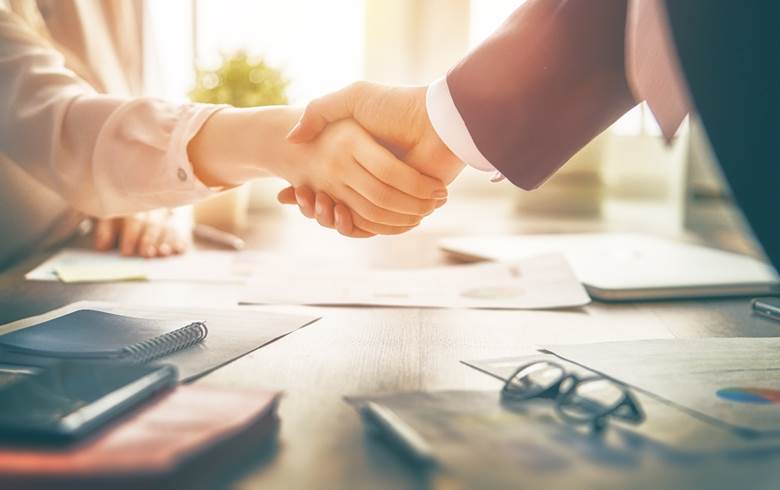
left=276, top=82, right=465, bottom=238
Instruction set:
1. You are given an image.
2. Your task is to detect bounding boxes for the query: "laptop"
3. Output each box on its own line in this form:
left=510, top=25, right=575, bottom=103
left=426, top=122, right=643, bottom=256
left=439, top=233, right=780, bottom=301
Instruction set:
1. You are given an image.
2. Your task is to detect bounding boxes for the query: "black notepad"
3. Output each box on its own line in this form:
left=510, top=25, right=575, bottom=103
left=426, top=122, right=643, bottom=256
left=0, top=310, right=208, bottom=364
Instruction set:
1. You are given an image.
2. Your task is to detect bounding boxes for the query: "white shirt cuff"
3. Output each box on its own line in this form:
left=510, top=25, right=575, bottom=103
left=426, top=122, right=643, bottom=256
left=425, top=76, right=496, bottom=173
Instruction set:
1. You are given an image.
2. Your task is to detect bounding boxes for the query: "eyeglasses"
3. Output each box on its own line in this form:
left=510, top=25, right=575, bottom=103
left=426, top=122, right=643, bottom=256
left=501, top=360, right=645, bottom=433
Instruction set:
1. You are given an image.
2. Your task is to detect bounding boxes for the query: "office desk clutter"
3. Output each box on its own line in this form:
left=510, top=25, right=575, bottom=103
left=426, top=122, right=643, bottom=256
left=348, top=346, right=780, bottom=489
left=347, top=389, right=780, bottom=490
left=0, top=301, right=298, bottom=488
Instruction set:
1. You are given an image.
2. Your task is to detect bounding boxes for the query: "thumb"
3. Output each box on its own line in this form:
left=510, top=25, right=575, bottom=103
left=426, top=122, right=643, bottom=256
left=287, top=83, right=363, bottom=143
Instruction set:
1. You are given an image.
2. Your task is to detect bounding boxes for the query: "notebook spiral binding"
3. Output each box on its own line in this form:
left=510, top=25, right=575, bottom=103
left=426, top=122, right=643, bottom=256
left=122, top=321, right=208, bottom=364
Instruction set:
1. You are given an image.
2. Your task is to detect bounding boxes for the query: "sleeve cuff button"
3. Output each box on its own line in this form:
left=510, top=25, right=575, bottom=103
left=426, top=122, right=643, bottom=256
left=177, top=168, right=188, bottom=182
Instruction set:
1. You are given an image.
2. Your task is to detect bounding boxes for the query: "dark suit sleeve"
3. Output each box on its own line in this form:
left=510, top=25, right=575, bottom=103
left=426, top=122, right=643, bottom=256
left=447, top=0, right=636, bottom=189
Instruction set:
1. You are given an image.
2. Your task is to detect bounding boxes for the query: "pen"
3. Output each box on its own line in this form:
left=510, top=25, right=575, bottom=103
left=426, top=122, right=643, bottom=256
left=360, top=401, right=437, bottom=467
left=193, top=224, right=245, bottom=250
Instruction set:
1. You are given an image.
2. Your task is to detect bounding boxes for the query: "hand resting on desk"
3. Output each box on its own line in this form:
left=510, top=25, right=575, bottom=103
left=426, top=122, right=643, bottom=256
left=93, top=209, right=190, bottom=258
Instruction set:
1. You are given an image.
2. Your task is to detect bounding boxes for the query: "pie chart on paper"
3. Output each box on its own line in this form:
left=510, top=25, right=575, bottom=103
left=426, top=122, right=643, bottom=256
left=716, top=387, right=780, bottom=405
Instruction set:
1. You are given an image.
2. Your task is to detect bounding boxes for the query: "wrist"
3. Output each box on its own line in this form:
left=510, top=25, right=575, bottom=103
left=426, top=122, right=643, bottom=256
left=189, top=106, right=303, bottom=187
left=405, top=87, right=464, bottom=184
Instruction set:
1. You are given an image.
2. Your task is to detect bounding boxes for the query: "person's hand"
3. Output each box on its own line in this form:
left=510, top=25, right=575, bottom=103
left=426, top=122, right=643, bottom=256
left=93, top=209, right=191, bottom=258
left=276, top=185, right=447, bottom=238
left=277, top=119, right=447, bottom=236
left=281, top=82, right=464, bottom=236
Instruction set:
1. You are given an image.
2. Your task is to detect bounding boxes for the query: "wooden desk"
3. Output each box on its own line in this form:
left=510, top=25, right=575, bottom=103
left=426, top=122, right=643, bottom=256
left=1, top=196, right=778, bottom=489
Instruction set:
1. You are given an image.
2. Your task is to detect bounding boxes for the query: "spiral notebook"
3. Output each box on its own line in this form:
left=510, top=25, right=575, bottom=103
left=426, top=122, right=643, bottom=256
left=0, top=310, right=208, bottom=364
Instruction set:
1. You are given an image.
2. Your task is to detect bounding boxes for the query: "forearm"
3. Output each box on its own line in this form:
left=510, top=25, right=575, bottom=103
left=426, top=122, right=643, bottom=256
left=444, top=0, right=634, bottom=189
left=188, top=105, right=304, bottom=187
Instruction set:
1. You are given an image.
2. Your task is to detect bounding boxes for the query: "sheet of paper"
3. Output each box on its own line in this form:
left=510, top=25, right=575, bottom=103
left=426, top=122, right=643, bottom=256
left=25, top=248, right=295, bottom=284
left=0, top=301, right=320, bottom=381
left=241, top=254, right=590, bottom=310
left=542, top=338, right=780, bottom=435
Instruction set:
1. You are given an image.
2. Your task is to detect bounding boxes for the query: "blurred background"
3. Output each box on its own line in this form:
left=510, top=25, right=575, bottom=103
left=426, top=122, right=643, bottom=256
left=142, top=0, right=747, bottom=261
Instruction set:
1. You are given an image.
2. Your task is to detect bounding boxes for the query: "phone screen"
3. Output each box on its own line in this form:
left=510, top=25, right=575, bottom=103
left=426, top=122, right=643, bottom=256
left=0, top=360, right=176, bottom=442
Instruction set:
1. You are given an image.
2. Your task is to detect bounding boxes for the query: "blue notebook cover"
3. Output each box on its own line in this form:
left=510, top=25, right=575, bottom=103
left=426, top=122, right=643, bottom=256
left=0, top=310, right=207, bottom=362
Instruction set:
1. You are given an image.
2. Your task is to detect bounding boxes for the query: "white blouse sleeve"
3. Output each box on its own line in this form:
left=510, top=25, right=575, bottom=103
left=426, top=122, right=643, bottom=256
left=0, top=9, right=223, bottom=218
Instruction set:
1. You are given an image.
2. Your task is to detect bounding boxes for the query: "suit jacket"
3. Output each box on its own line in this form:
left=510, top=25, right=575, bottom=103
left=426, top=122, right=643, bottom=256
left=446, top=0, right=780, bottom=269
left=665, top=1, right=780, bottom=270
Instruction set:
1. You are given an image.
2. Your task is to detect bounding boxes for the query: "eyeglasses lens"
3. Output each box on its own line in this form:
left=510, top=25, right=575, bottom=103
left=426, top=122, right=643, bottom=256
left=505, top=362, right=565, bottom=400
left=558, top=378, right=625, bottom=422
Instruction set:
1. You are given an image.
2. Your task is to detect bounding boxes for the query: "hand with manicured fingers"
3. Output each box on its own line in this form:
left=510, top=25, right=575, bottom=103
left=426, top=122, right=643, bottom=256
left=278, top=82, right=464, bottom=237
left=93, top=209, right=191, bottom=258
left=277, top=119, right=447, bottom=236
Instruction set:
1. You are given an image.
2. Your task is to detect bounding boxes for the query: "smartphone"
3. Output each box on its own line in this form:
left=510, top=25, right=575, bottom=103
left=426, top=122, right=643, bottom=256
left=751, top=297, right=780, bottom=322
left=0, top=360, right=177, bottom=444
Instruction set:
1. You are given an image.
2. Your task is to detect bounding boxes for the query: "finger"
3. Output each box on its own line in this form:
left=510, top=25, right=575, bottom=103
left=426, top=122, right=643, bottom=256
left=295, top=187, right=317, bottom=219
left=333, top=203, right=373, bottom=238
left=334, top=204, right=374, bottom=238
left=344, top=160, right=438, bottom=217
left=157, top=234, right=173, bottom=257
left=157, top=223, right=189, bottom=256
left=333, top=203, right=355, bottom=235
left=314, top=191, right=337, bottom=228
left=350, top=210, right=418, bottom=236
left=172, top=231, right=189, bottom=254
left=287, top=83, right=363, bottom=143
left=436, top=197, right=447, bottom=208
left=338, top=184, right=422, bottom=227
left=353, top=140, right=448, bottom=201
left=119, top=217, right=145, bottom=256
left=277, top=186, right=297, bottom=205
left=138, top=221, right=164, bottom=258
left=93, top=218, right=118, bottom=251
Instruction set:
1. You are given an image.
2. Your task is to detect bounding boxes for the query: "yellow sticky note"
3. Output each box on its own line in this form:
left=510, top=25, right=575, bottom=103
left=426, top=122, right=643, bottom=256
left=54, top=265, right=147, bottom=283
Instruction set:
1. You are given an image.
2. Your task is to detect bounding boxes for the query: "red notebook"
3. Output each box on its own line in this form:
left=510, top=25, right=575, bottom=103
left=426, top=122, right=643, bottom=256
left=0, top=385, right=280, bottom=489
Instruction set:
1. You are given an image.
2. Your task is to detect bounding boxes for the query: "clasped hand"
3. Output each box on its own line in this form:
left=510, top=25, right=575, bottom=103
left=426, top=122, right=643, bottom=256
left=279, top=82, right=464, bottom=237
